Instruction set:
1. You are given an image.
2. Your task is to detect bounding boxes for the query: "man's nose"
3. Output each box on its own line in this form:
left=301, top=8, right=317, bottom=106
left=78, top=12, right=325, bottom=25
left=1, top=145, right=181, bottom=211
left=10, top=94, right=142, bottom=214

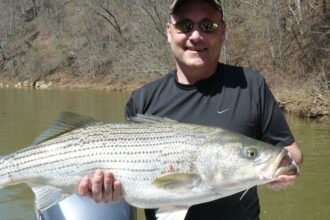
left=189, top=28, right=203, bottom=42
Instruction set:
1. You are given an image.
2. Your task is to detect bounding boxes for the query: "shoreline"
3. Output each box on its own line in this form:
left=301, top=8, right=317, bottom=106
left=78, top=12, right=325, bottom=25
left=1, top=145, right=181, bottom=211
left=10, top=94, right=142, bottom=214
left=0, top=77, right=329, bottom=123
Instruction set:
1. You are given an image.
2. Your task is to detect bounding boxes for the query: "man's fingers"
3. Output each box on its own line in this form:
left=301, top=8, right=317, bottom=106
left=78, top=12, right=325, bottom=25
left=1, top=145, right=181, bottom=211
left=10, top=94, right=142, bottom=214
left=78, top=176, right=91, bottom=197
left=267, top=174, right=297, bottom=191
left=92, top=169, right=104, bottom=203
left=103, top=172, right=114, bottom=203
left=113, top=181, right=123, bottom=201
left=78, top=170, right=122, bottom=204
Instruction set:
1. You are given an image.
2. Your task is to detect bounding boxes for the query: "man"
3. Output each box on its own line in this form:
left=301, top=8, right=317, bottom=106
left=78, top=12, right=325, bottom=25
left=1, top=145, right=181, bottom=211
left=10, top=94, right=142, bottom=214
left=79, top=0, right=303, bottom=219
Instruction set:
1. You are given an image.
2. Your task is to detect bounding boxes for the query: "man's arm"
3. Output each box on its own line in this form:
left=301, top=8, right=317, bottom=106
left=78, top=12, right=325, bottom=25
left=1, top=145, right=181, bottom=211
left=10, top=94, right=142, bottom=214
left=267, top=142, right=303, bottom=191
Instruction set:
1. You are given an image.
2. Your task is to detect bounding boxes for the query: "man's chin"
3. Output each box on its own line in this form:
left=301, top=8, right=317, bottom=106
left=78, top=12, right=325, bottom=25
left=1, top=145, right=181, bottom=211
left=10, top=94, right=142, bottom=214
left=183, top=58, right=208, bottom=68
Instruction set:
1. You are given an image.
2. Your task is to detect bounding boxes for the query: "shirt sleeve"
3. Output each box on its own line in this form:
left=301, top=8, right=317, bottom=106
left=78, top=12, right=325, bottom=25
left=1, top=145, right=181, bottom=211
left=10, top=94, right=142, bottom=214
left=259, top=80, right=295, bottom=147
left=125, top=92, right=138, bottom=119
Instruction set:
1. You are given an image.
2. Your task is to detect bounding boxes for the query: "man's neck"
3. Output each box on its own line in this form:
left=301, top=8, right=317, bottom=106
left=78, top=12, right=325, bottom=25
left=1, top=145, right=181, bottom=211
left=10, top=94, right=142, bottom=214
left=175, top=63, right=218, bottom=84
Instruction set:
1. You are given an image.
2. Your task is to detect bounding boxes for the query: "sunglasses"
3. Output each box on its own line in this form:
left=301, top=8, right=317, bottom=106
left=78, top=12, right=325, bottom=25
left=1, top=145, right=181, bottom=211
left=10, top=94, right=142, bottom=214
left=171, top=18, right=219, bottom=33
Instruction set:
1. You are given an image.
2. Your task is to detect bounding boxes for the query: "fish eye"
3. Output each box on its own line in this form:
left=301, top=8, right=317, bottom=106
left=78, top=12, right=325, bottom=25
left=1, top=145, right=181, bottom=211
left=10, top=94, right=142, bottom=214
left=246, top=148, right=258, bottom=158
left=241, top=147, right=258, bottom=159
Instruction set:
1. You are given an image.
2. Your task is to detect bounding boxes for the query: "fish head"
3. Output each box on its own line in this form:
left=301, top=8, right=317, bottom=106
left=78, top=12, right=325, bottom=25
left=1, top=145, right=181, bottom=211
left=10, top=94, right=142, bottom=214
left=195, top=133, right=298, bottom=193
left=237, top=141, right=297, bottom=182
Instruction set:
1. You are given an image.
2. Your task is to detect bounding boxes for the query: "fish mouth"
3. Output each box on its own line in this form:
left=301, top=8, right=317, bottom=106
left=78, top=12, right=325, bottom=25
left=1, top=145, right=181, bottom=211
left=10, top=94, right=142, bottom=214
left=273, top=149, right=298, bottom=179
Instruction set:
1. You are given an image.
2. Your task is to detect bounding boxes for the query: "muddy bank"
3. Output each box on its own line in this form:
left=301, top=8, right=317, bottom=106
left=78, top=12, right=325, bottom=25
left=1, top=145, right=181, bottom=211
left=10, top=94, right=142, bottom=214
left=273, top=89, right=329, bottom=122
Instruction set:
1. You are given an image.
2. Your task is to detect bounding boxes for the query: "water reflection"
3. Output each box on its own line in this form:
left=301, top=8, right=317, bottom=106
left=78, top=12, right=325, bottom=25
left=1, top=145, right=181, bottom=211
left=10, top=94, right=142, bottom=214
left=259, top=116, right=330, bottom=220
left=0, top=88, right=329, bottom=220
left=0, top=88, right=131, bottom=220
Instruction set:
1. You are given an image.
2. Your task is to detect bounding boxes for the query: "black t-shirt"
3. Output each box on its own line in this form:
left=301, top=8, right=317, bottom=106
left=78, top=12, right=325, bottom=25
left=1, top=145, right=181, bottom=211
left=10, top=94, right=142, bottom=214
left=125, top=63, right=295, bottom=220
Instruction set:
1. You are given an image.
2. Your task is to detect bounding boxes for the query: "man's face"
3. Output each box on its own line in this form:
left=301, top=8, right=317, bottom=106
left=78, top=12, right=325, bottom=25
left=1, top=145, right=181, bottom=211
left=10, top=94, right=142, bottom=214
left=166, top=0, right=226, bottom=72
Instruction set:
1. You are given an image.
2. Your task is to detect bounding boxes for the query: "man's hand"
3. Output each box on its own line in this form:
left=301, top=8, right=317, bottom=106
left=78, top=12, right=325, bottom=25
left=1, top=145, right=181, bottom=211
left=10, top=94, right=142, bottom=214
left=267, top=142, right=303, bottom=191
left=78, top=169, right=124, bottom=203
left=267, top=173, right=299, bottom=191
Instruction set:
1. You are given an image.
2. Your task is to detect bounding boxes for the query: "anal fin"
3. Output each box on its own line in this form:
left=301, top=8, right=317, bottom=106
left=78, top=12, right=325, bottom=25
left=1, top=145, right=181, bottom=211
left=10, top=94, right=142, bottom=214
left=31, top=185, right=70, bottom=212
left=156, top=206, right=189, bottom=220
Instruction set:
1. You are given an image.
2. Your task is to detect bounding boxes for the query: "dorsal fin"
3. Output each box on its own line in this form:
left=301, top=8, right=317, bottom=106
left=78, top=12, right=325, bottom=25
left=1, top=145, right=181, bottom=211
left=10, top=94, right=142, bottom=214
left=126, top=114, right=177, bottom=124
left=33, top=111, right=100, bottom=145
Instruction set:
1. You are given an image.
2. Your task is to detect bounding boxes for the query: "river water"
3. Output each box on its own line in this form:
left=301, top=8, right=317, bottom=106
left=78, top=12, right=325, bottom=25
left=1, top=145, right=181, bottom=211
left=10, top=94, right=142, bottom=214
left=0, top=88, right=329, bottom=220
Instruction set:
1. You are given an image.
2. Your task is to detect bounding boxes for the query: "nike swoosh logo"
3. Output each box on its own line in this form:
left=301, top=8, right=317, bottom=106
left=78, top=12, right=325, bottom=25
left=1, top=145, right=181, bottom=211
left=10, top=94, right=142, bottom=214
left=217, top=108, right=229, bottom=114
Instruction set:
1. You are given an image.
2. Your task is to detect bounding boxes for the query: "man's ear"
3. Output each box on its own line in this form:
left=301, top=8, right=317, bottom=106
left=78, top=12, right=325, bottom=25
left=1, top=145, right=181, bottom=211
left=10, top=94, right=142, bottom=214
left=166, top=22, right=171, bottom=43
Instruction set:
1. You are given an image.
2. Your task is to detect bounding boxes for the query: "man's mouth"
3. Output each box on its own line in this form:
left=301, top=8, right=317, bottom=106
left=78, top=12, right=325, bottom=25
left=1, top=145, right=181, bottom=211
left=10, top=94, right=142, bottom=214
left=186, top=47, right=207, bottom=52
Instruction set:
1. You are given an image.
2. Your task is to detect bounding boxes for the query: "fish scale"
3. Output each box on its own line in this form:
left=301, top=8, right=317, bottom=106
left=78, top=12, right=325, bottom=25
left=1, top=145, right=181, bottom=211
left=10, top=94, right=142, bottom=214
left=3, top=123, right=194, bottom=182
left=0, top=112, right=298, bottom=220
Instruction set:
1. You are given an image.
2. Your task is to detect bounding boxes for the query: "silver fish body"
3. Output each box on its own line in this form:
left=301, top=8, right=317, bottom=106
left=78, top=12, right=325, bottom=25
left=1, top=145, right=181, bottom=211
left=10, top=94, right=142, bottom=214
left=0, top=112, right=297, bottom=219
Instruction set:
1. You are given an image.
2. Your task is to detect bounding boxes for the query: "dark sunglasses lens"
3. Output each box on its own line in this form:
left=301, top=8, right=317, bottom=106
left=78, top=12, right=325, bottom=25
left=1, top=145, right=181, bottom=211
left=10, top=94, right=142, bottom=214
left=175, top=19, right=193, bottom=33
left=199, top=19, right=218, bottom=33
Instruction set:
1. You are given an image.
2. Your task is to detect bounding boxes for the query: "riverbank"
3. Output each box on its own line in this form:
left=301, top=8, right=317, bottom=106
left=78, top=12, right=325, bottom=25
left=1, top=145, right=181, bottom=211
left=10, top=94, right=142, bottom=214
left=0, top=74, right=329, bottom=122
left=273, top=88, right=329, bottom=122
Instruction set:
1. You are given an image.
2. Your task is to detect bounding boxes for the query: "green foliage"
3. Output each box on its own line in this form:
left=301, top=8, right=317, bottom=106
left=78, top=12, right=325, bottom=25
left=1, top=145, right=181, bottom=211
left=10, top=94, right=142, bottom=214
left=31, top=45, right=39, bottom=53
left=56, top=43, right=68, bottom=50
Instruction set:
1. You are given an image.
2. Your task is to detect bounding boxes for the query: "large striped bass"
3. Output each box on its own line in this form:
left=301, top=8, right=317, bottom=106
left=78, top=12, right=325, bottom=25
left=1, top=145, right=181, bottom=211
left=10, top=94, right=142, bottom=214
left=0, top=112, right=297, bottom=220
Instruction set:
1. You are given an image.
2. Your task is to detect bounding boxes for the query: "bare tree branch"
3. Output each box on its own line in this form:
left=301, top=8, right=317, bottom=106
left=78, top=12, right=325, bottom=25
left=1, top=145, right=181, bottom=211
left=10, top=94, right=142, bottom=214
left=0, top=45, right=6, bottom=61
left=239, top=0, right=258, bottom=9
left=288, top=3, right=303, bottom=35
left=141, top=3, right=166, bottom=38
left=96, top=0, right=122, bottom=35
left=32, top=0, right=37, bottom=15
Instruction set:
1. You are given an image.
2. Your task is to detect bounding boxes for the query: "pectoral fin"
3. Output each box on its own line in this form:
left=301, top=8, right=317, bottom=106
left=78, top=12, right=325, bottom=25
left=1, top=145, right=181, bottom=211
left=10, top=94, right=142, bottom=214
left=153, top=173, right=201, bottom=192
left=156, top=206, right=189, bottom=220
left=31, top=185, right=70, bottom=211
